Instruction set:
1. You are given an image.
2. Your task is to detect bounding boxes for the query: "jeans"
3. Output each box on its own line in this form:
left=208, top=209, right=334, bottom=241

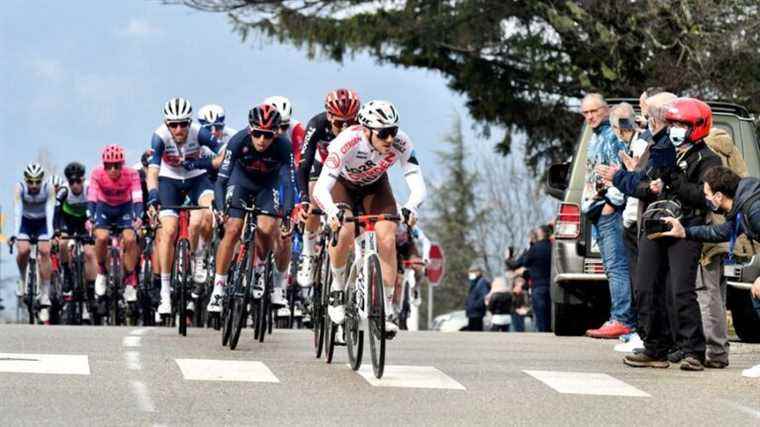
left=511, top=314, right=526, bottom=332
left=532, top=286, right=551, bottom=332
left=465, top=317, right=483, bottom=332
left=593, top=211, right=636, bottom=328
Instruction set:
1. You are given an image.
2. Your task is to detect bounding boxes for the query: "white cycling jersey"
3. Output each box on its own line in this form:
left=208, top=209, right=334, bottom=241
left=149, top=122, right=218, bottom=180
left=13, top=180, right=55, bottom=237
left=313, top=125, right=426, bottom=217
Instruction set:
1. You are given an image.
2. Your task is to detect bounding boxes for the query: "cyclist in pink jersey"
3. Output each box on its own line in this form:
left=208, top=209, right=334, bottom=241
left=87, top=144, right=144, bottom=304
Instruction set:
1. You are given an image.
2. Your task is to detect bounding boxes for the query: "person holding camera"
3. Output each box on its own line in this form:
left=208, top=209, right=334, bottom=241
left=600, top=97, right=720, bottom=371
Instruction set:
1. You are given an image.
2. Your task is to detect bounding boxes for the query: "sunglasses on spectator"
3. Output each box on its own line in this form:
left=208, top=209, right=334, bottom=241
left=167, top=121, right=190, bottom=129
left=105, top=162, right=123, bottom=170
left=251, top=129, right=275, bottom=139
left=25, top=179, right=42, bottom=186
left=68, top=178, right=83, bottom=184
left=376, top=126, right=399, bottom=140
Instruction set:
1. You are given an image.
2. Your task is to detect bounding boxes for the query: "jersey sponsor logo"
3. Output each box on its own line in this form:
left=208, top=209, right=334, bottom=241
left=302, top=127, right=316, bottom=155
left=392, top=139, right=406, bottom=153
left=340, top=136, right=361, bottom=154
left=344, top=152, right=397, bottom=184
left=325, top=152, right=341, bottom=169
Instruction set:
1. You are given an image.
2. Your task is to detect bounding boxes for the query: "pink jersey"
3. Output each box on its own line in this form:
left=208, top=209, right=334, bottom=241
left=87, top=166, right=143, bottom=206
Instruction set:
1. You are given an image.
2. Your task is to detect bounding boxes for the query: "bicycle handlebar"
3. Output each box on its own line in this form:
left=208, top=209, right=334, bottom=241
left=239, top=199, right=283, bottom=218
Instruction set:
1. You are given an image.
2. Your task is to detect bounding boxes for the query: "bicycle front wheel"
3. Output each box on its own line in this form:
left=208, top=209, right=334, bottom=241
left=345, top=265, right=363, bottom=371
left=27, top=260, right=37, bottom=324
left=177, top=239, right=191, bottom=336
left=367, top=255, right=386, bottom=379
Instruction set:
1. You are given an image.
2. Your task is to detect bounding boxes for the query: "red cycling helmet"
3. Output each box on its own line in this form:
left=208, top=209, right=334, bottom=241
left=325, top=88, right=360, bottom=119
left=248, top=103, right=282, bottom=131
left=102, top=144, right=125, bottom=164
left=664, top=97, right=713, bottom=142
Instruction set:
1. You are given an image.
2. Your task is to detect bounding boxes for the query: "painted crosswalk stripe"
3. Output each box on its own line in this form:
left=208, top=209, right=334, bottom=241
left=0, top=353, right=90, bottom=375
left=123, top=336, right=141, bottom=347
left=524, top=370, right=650, bottom=397
left=356, top=365, right=466, bottom=390
left=175, top=359, right=280, bottom=383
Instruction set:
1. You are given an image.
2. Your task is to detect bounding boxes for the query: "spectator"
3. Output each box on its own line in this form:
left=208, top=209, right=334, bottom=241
left=510, top=276, right=530, bottom=332
left=464, top=264, right=490, bottom=331
left=604, top=97, right=720, bottom=371
left=609, top=102, right=648, bottom=352
left=513, top=227, right=552, bottom=332
left=579, top=93, right=636, bottom=339
left=660, top=166, right=760, bottom=376
left=486, top=272, right=512, bottom=332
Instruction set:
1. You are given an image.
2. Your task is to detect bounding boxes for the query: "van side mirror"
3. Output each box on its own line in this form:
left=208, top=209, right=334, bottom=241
left=546, top=162, right=570, bottom=200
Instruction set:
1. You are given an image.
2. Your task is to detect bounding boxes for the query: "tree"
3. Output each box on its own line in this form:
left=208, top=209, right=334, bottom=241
left=175, top=0, right=760, bottom=173
left=419, top=114, right=483, bottom=320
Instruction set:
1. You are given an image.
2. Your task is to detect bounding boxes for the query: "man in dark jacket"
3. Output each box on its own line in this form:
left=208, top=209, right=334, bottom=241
left=600, top=97, right=720, bottom=371
left=513, top=226, right=552, bottom=332
left=464, top=264, right=490, bottom=331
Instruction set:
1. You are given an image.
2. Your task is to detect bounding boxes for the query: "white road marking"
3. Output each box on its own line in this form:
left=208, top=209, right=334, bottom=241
left=124, top=351, right=142, bottom=370
left=524, top=370, right=650, bottom=397
left=130, top=380, right=156, bottom=413
left=0, top=353, right=90, bottom=375
left=130, top=328, right=148, bottom=336
left=122, top=336, right=142, bottom=348
left=175, top=359, right=280, bottom=383
left=356, top=365, right=466, bottom=390
left=718, top=399, right=760, bottom=419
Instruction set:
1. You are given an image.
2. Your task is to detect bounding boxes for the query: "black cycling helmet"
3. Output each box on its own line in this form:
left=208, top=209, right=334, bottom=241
left=248, top=103, right=282, bottom=131
left=64, top=162, right=86, bottom=180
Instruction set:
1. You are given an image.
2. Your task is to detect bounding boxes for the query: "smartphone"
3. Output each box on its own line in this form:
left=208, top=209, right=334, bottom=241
left=644, top=218, right=672, bottom=234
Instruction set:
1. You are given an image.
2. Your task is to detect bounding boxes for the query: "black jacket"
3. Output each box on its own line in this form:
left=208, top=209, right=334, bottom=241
left=465, top=276, right=491, bottom=318
left=687, top=177, right=760, bottom=243
left=514, top=239, right=551, bottom=288
left=666, top=143, right=722, bottom=227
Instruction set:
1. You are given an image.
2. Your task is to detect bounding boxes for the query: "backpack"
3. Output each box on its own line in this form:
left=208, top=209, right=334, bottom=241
left=702, top=127, right=758, bottom=263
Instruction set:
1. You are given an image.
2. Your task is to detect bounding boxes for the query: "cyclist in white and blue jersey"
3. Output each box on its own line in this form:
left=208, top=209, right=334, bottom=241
left=146, top=97, right=222, bottom=315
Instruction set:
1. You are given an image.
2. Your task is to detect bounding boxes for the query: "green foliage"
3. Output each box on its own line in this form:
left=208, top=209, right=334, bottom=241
left=178, top=0, right=760, bottom=173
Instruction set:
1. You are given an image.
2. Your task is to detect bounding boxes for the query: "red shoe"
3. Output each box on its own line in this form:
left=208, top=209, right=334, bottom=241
left=586, top=321, right=630, bottom=339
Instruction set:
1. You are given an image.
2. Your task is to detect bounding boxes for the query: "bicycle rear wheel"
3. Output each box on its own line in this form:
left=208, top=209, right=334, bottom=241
left=256, top=253, right=273, bottom=343
left=345, top=265, right=363, bottom=371
left=367, top=255, right=386, bottom=379
left=312, top=249, right=327, bottom=358
left=177, top=239, right=191, bottom=336
left=27, top=260, right=37, bottom=324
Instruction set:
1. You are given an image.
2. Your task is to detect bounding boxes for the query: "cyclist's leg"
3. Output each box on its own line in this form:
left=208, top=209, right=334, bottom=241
left=15, top=238, right=31, bottom=296
left=275, top=227, right=292, bottom=288
left=207, top=180, right=247, bottom=311
left=189, top=175, right=214, bottom=283
left=156, top=177, right=185, bottom=313
left=93, top=225, right=111, bottom=298
left=297, top=169, right=321, bottom=286
left=121, top=227, right=139, bottom=302
left=325, top=179, right=357, bottom=324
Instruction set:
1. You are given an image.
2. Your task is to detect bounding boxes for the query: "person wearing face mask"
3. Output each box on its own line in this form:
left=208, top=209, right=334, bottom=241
left=464, top=264, right=491, bottom=332
left=513, top=227, right=552, bottom=332
left=660, top=166, right=760, bottom=377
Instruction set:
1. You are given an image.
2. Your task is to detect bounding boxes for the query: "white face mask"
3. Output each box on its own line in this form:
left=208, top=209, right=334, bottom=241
left=468, top=272, right=478, bottom=281
left=669, top=127, right=688, bottom=146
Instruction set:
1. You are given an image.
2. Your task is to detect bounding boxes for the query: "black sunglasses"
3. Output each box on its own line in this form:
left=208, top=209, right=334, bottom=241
left=331, top=118, right=355, bottom=129
left=376, top=126, right=399, bottom=140
left=251, top=129, right=275, bottom=139
left=167, top=121, right=190, bottom=129
left=279, top=123, right=290, bottom=131
left=68, top=178, right=83, bottom=184
left=26, top=179, right=42, bottom=186
left=104, top=162, right=123, bottom=170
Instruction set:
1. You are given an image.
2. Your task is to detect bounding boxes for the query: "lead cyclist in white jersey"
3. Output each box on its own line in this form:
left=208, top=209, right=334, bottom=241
left=313, top=100, right=426, bottom=337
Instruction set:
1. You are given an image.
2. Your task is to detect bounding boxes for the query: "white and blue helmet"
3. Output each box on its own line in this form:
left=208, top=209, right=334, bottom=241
left=163, top=97, right=193, bottom=122
left=264, top=96, right=293, bottom=125
left=198, top=104, right=225, bottom=127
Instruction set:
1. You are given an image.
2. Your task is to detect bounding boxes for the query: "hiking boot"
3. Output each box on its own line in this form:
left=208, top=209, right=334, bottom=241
left=680, top=355, right=704, bottom=371
left=623, top=352, right=670, bottom=369
left=704, top=359, right=728, bottom=369
left=667, top=348, right=686, bottom=363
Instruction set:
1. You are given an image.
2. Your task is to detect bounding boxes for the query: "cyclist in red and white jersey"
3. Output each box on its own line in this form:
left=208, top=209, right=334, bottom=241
left=296, top=89, right=361, bottom=288
left=313, top=100, right=426, bottom=336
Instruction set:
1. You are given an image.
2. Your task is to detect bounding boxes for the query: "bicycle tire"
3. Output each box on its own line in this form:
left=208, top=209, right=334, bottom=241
left=75, top=248, right=86, bottom=325
left=27, top=260, right=37, bottom=324
left=367, top=255, right=385, bottom=379
left=177, top=239, right=190, bottom=336
left=345, top=264, right=363, bottom=371
left=312, top=249, right=326, bottom=358
left=398, top=281, right=410, bottom=331
left=323, top=262, right=336, bottom=363
left=257, top=253, right=273, bottom=343
left=109, top=248, right=121, bottom=326
left=230, top=245, right=254, bottom=350
left=140, top=256, right=154, bottom=327
left=222, top=258, right=239, bottom=346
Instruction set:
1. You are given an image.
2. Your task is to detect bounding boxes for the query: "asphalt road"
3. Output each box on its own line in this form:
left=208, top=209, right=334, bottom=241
left=0, top=325, right=758, bottom=426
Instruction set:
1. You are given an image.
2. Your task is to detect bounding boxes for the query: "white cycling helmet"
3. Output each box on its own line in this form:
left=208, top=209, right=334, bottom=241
left=264, top=96, right=293, bottom=125
left=23, top=163, right=45, bottom=181
left=357, top=100, right=399, bottom=129
left=198, top=104, right=226, bottom=126
left=163, top=97, right=193, bottom=122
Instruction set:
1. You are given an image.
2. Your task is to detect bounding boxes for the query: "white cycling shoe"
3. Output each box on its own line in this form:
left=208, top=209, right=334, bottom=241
left=38, top=292, right=51, bottom=307
left=124, top=285, right=138, bottom=303
left=193, top=257, right=207, bottom=284
left=385, top=320, right=399, bottom=339
left=94, top=274, right=107, bottom=297
left=270, top=287, right=287, bottom=307
left=297, top=255, right=316, bottom=287
left=328, top=305, right=345, bottom=325
left=206, top=285, right=224, bottom=313
left=39, top=308, right=50, bottom=324
left=158, top=295, right=172, bottom=315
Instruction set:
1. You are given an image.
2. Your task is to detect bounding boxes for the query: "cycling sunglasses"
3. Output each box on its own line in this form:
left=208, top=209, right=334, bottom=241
left=104, top=162, right=123, bottom=170
left=25, top=179, right=42, bottom=186
left=68, top=178, right=83, bottom=184
left=330, top=117, right=356, bottom=129
left=251, top=129, right=275, bottom=139
left=279, top=123, right=290, bottom=132
left=376, top=126, right=399, bottom=140
left=167, top=121, right=191, bottom=129
left=204, top=124, right=224, bottom=131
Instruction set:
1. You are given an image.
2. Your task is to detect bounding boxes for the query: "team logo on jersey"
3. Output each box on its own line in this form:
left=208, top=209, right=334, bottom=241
left=325, top=152, right=341, bottom=169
